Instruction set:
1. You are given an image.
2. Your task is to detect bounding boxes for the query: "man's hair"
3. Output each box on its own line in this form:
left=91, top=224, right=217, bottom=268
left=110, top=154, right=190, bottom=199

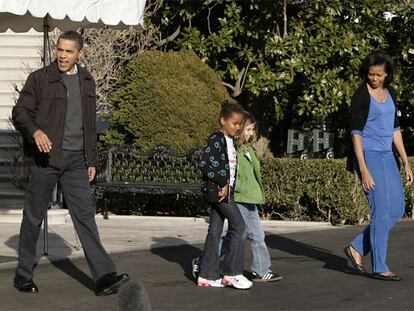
left=57, top=31, right=84, bottom=50
left=359, top=51, right=394, bottom=86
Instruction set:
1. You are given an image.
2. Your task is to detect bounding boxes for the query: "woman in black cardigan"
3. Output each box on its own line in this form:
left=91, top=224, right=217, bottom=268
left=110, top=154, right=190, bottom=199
left=344, top=52, right=413, bottom=281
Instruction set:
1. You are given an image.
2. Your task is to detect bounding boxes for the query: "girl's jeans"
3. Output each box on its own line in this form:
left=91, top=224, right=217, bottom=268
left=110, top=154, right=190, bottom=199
left=199, top=196, right=246, bottom=279
left=221, top=203, right=271, bottom=276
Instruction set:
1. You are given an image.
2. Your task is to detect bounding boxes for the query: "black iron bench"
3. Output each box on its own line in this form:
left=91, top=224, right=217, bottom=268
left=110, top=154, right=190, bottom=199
left=94, top=145, right=203, bottom=218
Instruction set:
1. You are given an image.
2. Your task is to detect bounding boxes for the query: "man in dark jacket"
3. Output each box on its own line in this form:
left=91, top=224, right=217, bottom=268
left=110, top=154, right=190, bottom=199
left=12, top=31, right=129, bottom=296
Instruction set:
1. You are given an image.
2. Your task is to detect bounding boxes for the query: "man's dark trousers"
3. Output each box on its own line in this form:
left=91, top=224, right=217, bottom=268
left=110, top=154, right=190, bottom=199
left=16, top=150, right=116, bottom=281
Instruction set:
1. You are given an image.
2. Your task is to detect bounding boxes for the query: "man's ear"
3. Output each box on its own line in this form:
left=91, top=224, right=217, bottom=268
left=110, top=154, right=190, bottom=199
left=77, top=48, right=84, bottom=62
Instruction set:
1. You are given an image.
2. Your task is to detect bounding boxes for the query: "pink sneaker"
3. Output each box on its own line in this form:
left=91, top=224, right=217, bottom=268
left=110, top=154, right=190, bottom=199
left=197, top=276, right=224, bottom=287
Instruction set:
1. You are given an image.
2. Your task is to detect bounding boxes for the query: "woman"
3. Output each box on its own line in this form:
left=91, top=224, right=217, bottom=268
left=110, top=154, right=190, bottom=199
left=345, top=51, right=413, bottom=281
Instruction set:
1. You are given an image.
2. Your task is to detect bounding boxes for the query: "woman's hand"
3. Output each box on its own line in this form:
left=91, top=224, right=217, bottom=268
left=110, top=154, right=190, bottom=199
left=361, top=169, right=375, bottom=192
left=404, top=162, right=413, bottom=186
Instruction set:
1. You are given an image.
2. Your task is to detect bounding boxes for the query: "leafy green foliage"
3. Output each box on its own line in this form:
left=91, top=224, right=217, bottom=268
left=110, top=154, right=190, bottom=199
left=101, top=50, right=231, bottom=152
left=144, top=0, right=414, bottom=155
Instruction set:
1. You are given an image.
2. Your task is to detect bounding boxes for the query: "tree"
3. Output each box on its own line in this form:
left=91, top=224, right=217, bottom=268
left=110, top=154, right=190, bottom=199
left=150, top=0, right=398, bottom=154
left=385, top=3, right=414, bottom=151
left=86, top=0, right=414, bottom=155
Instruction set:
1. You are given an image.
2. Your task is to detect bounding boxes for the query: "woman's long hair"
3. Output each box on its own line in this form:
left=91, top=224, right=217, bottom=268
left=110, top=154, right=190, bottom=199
left=359, top=51, right=394, bottom=86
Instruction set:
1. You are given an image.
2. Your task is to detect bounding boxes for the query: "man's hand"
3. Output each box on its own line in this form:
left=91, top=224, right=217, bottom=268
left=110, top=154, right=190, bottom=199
left=33, top=129, right=52, bottom=153
left=218, top=185, right=229, bottom=202
left=88, top=167, right=96, bottom=182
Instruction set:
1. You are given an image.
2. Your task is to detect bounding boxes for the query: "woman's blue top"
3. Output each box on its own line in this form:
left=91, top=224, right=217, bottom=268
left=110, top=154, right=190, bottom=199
left=351, top=90, right=399, bottom=151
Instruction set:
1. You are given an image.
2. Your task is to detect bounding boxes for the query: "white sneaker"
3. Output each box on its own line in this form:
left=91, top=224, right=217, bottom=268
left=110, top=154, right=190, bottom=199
left=197, top=276, right=224, bottom=287
left=222, top=275, right=253, bottom=289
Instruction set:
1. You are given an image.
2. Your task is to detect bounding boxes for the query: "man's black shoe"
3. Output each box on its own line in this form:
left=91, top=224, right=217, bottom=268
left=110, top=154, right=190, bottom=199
left=13, top=274, right=39, bottom=293
left=95, top=273, right=130, bottom=296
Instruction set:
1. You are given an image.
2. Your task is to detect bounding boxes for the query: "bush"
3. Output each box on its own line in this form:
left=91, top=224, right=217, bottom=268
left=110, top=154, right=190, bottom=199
left=260, top=158, right=368, bottom=224
left=261, top=157, right=414, bottom=224
left=97, top=148, right=414, bottom=225
left=101, top=50, right=232, bottom=152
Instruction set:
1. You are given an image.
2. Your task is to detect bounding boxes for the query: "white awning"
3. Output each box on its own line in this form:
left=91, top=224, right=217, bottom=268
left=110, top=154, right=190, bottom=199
left=0, top=0, right=146, bottom=32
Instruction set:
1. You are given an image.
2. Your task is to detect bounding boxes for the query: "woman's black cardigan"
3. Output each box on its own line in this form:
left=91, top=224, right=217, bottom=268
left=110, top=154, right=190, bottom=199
left=347, top=83, right=400, bottom=172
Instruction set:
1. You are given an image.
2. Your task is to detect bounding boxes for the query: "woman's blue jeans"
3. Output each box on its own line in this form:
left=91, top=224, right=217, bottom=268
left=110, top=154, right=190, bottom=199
left=351, top=150, right=405, bottom=273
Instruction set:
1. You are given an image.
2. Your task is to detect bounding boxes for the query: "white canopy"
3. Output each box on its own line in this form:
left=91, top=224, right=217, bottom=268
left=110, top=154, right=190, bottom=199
left=0, top=0, right=146, bottom=32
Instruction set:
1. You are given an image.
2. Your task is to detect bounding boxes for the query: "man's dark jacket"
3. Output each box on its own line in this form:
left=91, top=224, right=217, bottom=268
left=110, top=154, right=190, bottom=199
left=12, top=60, right=97, bottom=169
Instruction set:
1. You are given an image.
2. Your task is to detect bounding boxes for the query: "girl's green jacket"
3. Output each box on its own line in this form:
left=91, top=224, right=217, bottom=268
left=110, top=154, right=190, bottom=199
left=234, top=144, right=265, bottom=204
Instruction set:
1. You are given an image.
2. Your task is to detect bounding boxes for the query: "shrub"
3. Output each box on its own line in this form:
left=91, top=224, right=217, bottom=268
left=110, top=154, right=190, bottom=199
left=101, top=50, right=232, bottom=152
left=260, top=158, right=368, bottom=224
left=260, top=157, right=414, bottom=224
left=98, top=147, right=414, bottom=225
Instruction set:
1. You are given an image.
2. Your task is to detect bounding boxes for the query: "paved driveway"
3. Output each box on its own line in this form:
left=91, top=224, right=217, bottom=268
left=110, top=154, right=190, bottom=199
left=1, top=221, right=414, bottom=310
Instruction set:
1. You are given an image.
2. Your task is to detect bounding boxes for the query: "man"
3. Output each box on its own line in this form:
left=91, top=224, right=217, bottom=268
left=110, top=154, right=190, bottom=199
left=12, top=31, right=129, bottom=296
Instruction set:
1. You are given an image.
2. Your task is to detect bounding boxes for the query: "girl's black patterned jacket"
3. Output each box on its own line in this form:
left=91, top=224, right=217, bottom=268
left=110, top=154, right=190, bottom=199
left=198, top=131, right=230, bottom=203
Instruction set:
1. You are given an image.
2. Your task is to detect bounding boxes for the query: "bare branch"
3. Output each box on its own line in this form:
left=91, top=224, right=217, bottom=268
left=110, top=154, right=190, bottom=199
left=222, top=82, right=236, bottom=92
left=73, top=0, right=164, bottom=113
left=155, top=26, right=181, bottom=47
left=222, top=59, right=253, bottom=97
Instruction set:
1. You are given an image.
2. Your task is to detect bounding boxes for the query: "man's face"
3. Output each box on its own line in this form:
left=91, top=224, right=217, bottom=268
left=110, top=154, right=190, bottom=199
left=56, top=38, right=82, bottom=73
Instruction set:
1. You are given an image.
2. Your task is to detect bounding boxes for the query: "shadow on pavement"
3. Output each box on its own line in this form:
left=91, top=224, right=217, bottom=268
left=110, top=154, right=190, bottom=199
left=265, top=233, right=355, bottom=274
left=150, top=237, right=202, bottom=282
left=5, top=230, right=95, bottom=291
left=49, top=259, right=95, bottom=291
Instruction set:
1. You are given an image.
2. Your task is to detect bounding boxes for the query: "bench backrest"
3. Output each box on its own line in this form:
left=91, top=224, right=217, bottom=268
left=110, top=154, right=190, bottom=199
left=96, top=145, right=202, bottom=186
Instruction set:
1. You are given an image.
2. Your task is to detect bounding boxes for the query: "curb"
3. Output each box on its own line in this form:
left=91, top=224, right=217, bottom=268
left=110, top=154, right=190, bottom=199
left=260, top=220, right=333, bottom=227
left=92, top=215, right=333, bottom=227
left=92, top=215, right=208, bottom=224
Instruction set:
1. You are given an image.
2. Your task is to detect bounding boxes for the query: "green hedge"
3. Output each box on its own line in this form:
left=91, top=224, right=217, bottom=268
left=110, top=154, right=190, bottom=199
left=261, top=158, right=414, bottom=225
left=98, top=156, right=414, bottom=225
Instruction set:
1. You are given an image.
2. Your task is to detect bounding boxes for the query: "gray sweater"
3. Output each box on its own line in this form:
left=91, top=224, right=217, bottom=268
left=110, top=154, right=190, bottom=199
left=61, top=72, right=84, bottom=151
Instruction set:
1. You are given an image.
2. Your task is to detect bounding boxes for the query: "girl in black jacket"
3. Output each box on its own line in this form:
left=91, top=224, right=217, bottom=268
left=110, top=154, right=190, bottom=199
left=196, top=102, right=252, bottom=290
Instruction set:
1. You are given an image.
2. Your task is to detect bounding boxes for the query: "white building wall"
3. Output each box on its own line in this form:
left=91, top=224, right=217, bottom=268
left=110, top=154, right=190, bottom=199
left=0, top=29, right=42, bottom=130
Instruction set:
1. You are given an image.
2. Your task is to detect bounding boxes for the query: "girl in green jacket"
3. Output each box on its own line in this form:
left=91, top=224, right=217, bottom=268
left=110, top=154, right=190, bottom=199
left=233, top=111, right=282, bottom=282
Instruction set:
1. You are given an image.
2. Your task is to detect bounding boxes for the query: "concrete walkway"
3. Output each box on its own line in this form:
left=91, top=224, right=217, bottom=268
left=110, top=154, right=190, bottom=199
left=0, top=214, right=334, bottom=270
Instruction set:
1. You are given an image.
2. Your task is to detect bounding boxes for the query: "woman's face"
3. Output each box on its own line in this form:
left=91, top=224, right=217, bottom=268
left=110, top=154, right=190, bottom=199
left=367, top=64, right=388, bottom=89
left=244, top=122, right=256, bottom=142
